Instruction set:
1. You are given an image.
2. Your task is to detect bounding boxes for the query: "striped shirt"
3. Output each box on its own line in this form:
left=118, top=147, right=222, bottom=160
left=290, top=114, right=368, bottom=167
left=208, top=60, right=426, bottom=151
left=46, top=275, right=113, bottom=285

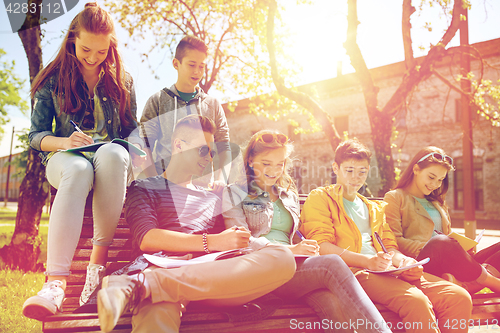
left=125, top=176, right=223, bottom=257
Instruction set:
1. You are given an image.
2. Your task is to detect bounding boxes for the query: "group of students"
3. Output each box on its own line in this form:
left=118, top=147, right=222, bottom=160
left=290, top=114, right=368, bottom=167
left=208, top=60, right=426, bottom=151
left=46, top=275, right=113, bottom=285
left=20, top=3, right=500, bottom=333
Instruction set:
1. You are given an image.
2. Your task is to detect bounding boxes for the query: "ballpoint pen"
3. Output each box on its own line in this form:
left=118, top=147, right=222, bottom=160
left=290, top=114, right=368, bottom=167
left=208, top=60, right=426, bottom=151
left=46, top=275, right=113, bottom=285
left=373, top=231, right=389, bottom=254
left=295, top=230, right=306, bottom=241
left=69, top=120, right=84, bottom=134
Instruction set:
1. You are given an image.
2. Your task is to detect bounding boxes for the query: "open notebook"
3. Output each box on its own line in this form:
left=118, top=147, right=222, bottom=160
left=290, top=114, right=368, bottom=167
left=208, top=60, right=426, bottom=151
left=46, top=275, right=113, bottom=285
left=60, top=138, right=146, bottom=156
left=447, top=229, right=485, bottom=252
left=143, top=248, right=254, bottom=269
left=366, top=257, right=430, bottom=275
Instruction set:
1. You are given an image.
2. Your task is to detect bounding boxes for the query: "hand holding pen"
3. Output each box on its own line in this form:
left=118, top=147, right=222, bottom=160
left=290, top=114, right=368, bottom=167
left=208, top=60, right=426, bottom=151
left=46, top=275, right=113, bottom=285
left=293, top=230, right=319, bottom=256
left=374, top=232, right=422, bottom=279
left=368, top=232, right=393, bottom=271
left=65, top=120, right=93, bottom=148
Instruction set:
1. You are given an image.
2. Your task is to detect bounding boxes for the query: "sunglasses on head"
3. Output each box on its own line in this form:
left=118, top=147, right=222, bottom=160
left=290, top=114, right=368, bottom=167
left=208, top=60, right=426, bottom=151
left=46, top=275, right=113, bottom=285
left=255, top=133, right=289, bottom=145
left=181, top=140, right=216, bottom=158
left=417, top=152, right=453, bottom=166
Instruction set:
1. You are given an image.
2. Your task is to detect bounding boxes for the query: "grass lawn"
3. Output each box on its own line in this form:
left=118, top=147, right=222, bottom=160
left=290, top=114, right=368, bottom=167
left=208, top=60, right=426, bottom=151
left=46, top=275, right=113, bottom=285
left=0, top=269, right=44, bottom=333
left=0, top=207, right=49, bottom=262
left=0, top=207, right=49, bottom=224
left=0, top=208, right=48, bottom=333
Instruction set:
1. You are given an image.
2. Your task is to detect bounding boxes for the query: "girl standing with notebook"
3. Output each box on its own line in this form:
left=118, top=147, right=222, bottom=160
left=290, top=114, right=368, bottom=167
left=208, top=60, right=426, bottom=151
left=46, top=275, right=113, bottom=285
left=223, top=130, right=390, bottom=333
left=384, top=146, right=500, bottom=293
left=23, top=3, right=141, bottom=320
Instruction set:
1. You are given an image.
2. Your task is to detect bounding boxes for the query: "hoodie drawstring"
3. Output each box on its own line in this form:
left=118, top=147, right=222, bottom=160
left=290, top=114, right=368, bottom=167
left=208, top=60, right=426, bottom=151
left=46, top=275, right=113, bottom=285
left=173, top=96, right=177, bottom=131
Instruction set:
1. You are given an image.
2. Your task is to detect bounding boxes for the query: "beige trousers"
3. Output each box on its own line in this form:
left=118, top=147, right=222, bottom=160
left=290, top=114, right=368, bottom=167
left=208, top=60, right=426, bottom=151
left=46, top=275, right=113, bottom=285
left=132, top=245, right=296, bottom=333
left=354, top=270, right=472, bottom=333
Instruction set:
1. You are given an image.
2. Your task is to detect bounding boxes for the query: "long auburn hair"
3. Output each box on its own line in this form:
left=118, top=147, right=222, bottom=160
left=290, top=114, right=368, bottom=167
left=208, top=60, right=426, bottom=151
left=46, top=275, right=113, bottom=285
left=30, top=2, right=132, bottom=126
left=240, top=130, right=297, bottom=194
left=395, top=146, right=454, bottom=205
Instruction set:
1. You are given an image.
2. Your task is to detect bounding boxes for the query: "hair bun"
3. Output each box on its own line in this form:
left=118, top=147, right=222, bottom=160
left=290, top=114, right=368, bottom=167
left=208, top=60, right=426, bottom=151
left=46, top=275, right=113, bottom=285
left=85, top=2, right=99, bottom=8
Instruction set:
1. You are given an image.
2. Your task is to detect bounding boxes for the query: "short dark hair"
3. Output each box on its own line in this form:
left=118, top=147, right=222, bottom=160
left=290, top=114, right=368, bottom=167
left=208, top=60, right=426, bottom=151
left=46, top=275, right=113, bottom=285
left=172, top=115, right=216, bottom=141
left=175, top=36, right=208, bottom=62
left=334, top=139, right=372, bottom=165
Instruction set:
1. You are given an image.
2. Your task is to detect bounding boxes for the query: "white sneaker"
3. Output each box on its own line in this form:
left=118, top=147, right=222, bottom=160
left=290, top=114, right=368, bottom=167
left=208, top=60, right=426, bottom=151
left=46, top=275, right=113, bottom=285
left=23, top=280, right=65, bottom=321
left=98, top=274, right=144, bottom=332
left=80, top=264, right=106, bottom=306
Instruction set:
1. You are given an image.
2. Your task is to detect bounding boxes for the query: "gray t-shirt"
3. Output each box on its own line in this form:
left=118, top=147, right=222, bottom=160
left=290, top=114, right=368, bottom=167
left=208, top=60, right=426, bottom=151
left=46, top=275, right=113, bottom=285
left=139, top=85, right=230, bottom=173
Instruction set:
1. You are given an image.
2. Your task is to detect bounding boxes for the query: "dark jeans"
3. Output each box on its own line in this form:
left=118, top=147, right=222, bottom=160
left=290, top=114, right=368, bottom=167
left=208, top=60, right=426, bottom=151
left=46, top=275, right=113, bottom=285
left=416, top=234, right=500, bottom=282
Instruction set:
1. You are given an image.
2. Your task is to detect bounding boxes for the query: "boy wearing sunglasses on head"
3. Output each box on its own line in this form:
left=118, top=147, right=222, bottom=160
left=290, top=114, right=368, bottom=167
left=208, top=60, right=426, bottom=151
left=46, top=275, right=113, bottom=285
left=96, top=115, right=296, bottom=332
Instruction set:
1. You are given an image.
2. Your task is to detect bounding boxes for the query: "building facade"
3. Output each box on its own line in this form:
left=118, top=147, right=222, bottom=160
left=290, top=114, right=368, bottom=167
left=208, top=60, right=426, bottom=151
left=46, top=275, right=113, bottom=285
left=223, top=38, right=500, bottom=228
left=0, top=152, right=23, bottom=202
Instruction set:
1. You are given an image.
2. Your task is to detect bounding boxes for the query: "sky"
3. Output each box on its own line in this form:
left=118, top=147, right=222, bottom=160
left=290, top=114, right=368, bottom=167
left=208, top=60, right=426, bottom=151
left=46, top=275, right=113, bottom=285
left=0, top=0, right=499, bottom=157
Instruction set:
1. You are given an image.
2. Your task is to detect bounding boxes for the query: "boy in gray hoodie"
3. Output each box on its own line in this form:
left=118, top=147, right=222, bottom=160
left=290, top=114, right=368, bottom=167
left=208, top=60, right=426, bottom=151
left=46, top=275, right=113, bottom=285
left=139, top=36, right=231, bottom=192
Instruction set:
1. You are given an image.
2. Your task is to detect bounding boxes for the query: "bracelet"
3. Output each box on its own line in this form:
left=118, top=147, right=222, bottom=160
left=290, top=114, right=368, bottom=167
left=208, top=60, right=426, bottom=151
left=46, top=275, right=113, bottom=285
left=202, top=233, right=210, bottom=254
left=339, top=246, right=350, bottom=257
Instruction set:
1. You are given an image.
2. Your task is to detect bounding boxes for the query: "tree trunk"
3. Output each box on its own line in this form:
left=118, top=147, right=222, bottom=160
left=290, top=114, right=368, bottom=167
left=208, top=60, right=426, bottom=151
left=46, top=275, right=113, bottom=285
left=344, top=0, right=396, bottom=195
left=344, top=0, right=463, bottom=195
left=0, top=0, right=46, bottom=271
left=367, top=109, right=396, bottom=195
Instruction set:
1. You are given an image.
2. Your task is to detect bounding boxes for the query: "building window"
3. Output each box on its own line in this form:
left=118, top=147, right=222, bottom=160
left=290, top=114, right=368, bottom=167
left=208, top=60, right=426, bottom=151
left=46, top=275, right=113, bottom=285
left=334, top=116, right=349, bottom=136
left=454, top=157, right=484, bottom=211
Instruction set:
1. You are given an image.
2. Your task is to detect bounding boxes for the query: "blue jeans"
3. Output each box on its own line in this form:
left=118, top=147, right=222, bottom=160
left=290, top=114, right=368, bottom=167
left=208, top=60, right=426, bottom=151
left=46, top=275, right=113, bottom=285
left=271, top=255, right=390, bottom=333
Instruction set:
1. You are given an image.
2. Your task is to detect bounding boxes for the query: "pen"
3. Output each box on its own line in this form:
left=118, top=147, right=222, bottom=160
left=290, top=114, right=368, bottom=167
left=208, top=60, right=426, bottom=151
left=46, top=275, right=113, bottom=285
left=69, top=120, right=84, bottom=134
left=295, top=230, right=306, bottom=241
left=373, top=231, right=389, bottom=254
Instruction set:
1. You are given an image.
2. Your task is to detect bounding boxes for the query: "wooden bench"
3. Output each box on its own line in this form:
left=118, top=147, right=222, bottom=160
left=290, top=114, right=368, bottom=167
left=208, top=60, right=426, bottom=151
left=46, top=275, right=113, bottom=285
left=42, top=192, right=500, bottom=332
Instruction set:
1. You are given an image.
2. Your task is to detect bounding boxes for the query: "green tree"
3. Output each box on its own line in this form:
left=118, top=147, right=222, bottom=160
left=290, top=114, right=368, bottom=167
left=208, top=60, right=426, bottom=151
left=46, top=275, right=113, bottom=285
left=106, top=0, right=277, bottom=95
left=341, top=0, right=500, bottom=194
left=106, top=0, right=342, bottom=154
left=266, top=0, right=499, bottom=195
left=0, top=49, right=28, bottom=141
left=0, top=0, right=48, bottom=271
left=108, top=0, right=499, bottom=196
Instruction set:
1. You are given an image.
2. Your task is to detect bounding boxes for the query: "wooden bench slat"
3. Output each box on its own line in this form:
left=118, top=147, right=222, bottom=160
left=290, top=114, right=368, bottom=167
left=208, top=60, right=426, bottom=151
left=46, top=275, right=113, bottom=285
left=80, top=225, right=131, bottom=238
left=180, top=317, right=324, bottom=332
left=43, top=314, right=131, bottom=332
left=83, top=217, right=127, bottom=226
left=77, top=238, right=131, bottom=249
left=70, top=261, right=130, bottom=272
left=73, top=249, right=132, bottom=261
left=472, top=294, right=500, bottom=304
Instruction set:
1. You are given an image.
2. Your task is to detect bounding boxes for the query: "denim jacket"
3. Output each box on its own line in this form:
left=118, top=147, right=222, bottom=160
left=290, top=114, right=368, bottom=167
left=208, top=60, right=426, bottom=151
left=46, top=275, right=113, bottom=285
left=222, top=182, right=300, bottom=250
left=29, top=71, right=138, bottom=165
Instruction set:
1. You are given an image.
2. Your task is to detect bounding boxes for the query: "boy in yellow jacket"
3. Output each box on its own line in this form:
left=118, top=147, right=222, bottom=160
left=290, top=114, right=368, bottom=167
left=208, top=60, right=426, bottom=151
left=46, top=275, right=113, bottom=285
left=300, top=139, right=471, bottom=333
